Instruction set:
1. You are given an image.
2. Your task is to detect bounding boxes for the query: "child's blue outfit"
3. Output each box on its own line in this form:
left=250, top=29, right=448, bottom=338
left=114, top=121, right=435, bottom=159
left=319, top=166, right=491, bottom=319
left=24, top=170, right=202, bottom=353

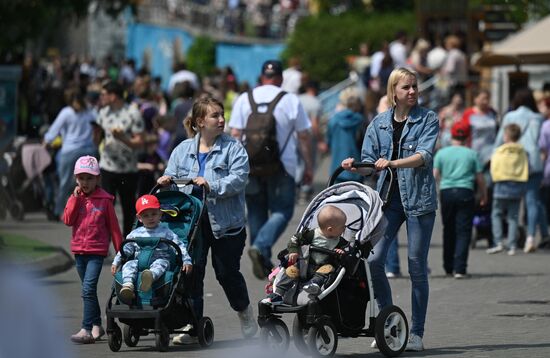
left=113, top=224, right=192, bottom=284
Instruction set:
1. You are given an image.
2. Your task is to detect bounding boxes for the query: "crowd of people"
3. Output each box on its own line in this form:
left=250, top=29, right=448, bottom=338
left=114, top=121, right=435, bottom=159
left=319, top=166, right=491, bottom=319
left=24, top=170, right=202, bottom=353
left=10, top=29, right=550, bottom=352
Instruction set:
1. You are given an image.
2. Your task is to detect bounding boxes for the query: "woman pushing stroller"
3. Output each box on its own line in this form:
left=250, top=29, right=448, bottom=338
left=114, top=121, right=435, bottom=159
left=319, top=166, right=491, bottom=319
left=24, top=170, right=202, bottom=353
left=342, top=67, right=439, bottom=352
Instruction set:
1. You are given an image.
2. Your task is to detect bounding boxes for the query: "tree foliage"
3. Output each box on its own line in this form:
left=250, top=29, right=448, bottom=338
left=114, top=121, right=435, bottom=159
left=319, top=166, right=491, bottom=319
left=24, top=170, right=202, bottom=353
left=186, top=36, right=216, bottom=79
left=283, top=11, right=416, bottom=84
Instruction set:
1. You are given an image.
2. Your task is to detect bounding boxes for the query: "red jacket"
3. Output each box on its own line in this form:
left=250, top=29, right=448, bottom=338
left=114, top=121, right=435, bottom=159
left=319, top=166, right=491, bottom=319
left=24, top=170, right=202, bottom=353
left=63, top=187, right=122, bottom=256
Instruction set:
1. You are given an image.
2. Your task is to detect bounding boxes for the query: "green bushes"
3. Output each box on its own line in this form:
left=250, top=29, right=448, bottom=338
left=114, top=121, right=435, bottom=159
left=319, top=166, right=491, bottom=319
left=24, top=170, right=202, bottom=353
left=187, top=35, right=216, bottom=78
left=283, top=12, right=416, bottom=83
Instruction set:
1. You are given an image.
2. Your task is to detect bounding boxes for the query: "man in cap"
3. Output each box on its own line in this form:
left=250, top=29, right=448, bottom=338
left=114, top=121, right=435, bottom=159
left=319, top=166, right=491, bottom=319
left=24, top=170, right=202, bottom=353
left=229, top=60, right=314, bottom=279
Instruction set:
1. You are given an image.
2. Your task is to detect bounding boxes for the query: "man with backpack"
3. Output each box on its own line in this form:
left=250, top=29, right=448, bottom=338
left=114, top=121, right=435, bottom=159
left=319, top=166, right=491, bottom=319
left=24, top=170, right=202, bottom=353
left=229, top=60, right=314, bottom=279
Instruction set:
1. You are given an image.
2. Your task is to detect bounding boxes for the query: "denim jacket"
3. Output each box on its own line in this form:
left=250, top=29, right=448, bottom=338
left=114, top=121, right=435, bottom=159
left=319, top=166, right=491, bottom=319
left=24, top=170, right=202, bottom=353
left=361, top=105, right=439, bottom=216
left=164, top=133, right=249, bottom=238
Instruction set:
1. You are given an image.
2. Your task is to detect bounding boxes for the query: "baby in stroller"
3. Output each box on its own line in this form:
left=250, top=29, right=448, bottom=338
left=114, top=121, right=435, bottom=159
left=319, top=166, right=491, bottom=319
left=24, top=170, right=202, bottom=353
left=111, top=194, right=193, bottom=304
left=262, top=205, right=348, bottom=305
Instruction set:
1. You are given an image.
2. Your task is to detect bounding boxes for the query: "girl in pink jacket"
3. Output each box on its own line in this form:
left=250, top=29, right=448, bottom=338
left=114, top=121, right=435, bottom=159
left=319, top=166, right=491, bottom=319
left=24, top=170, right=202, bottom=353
left=63, top=156, right=122, bottom=344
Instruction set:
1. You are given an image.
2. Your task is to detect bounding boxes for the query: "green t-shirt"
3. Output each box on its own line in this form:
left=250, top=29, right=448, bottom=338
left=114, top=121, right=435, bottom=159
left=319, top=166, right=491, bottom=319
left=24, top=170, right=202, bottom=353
left=434, top=145, right=482, bottom=190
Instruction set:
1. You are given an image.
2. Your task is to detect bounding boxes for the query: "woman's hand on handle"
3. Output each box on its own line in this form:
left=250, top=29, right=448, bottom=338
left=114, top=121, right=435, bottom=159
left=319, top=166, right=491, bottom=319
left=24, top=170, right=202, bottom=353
left=193, top=177, right=210, bottom=193
left=157, top=175, right=172, bottom=186
left=374, top=158, right=392, bottom=170
left=341, top=157, right=356, bottom=171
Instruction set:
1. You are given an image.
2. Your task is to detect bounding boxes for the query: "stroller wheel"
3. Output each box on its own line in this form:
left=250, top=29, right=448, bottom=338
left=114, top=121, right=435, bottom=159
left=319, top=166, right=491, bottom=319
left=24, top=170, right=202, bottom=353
left=292, top=315, right=309, bottom=354
left=197, top=316, right=214, bottom=347
left=155, top=324, right=170, bottom=352
left=307, top=319, right=338, bottom=357
left=260, top=318, right=290, bottom=353
left=9, top=201, right=24, bottom=221
left=108, top=323, right=122, bottom=352
left=123, top=324, right=141, bottom=347
left=375, top=305, right=408, bottom=357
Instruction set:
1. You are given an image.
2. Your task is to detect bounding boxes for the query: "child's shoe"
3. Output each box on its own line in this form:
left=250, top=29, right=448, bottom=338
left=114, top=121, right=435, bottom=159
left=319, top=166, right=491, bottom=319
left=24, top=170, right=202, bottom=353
left=261, top=293, right=284, bottom=305
left=303, top=283, right=321, bottom=295
left=486, top=243, right=503, bottom=254
left=70, top=329, right=95, bottom=344
left=92, top=325, right=105, bottom=340
left=140, top=269, right=154, bottom=292
left=119, top=282, right=135, bottom=304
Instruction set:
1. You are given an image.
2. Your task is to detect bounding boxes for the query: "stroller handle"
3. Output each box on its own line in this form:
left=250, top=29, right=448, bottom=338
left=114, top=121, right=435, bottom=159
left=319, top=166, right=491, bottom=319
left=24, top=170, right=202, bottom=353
left=149, top=178, right=194, bottom=194
left=328, top=162, right=393, bottom=207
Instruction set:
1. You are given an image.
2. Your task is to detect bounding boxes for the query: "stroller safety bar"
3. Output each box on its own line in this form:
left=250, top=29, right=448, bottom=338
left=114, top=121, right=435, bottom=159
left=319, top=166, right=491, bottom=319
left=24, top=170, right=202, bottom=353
left=119, top=238, right=184, bottom=267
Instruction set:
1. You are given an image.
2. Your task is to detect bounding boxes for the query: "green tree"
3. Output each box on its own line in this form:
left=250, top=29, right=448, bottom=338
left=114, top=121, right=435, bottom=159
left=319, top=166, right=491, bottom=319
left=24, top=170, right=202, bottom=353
left=186, top=36, right=216, bottom=79
left=283, top=11, right=416, bottom=84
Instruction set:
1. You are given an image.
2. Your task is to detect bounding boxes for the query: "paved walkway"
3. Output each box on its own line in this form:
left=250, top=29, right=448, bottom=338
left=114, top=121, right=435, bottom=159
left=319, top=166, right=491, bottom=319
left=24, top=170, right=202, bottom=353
left=2, top=155, right=550, bottom=357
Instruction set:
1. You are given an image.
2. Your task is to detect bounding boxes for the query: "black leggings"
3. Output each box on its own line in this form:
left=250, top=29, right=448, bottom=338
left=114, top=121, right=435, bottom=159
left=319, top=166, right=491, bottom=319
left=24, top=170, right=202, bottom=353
left=100, top=169, right=138, bottom=237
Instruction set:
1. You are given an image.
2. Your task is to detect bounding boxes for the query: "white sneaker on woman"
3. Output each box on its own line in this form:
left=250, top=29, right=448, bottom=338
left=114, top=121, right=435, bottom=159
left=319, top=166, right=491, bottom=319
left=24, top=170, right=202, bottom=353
left=405, top=334, right=424, bottom=351
left=237, top=305, right=258, bottom=338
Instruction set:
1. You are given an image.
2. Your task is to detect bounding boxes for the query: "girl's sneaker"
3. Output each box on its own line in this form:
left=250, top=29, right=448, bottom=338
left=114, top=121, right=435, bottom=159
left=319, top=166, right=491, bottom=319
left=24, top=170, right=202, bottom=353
left=92, top=325, right=105, bottom=340
left=71, top=329, right=95, bottom=344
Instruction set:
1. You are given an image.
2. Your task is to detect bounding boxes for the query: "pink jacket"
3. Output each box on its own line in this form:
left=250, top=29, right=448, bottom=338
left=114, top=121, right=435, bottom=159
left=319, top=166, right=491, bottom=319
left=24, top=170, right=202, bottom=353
left=63, top=187, right=122, bottom=256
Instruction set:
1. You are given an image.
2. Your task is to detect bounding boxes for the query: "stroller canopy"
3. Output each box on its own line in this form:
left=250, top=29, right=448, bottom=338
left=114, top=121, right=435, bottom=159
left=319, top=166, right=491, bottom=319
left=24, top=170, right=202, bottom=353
left=297, top=182, right=385, bottom=247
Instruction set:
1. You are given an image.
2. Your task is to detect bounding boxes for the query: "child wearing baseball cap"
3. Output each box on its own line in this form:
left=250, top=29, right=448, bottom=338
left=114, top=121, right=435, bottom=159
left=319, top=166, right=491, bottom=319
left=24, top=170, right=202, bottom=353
left=111, top=194, right=192, bottom=305
left=63, top=155, right=122, bottom=344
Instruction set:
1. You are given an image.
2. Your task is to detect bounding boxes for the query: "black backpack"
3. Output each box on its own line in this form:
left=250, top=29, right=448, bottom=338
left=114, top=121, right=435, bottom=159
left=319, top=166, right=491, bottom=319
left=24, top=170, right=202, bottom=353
left=244, top=90, right=287, bottom=176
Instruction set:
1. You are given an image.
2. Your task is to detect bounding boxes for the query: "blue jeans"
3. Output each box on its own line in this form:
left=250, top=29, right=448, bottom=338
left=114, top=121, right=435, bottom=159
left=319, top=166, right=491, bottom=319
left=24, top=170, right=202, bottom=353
left=440, top=188, right=474, bottom=274
left=491, top=198, right=521, bottom=249
left=385, top=236, right=400, bottom=274
left=54, top=148, right=97, bottom=216
left=75, top=254, right=104, bottom=330
left=525, top=173, right=549, bottom=238
left=245, top=171, right=295, bottom=267
left=191, top=214, right=250, bottom=318
left=368, top=193, right=435, bottom=338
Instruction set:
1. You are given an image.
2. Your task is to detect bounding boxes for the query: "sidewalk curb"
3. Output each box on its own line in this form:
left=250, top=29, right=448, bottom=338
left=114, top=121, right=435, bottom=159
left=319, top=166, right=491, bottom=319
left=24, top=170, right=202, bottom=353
left=22, top=246, right=74, bottom=277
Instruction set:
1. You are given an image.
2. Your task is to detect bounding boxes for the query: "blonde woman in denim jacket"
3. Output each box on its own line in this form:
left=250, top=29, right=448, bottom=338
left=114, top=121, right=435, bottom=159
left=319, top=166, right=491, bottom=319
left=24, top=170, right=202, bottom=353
left=342, top=67, right=439, bottom=352
left=157, top=97, right=257, bottom=343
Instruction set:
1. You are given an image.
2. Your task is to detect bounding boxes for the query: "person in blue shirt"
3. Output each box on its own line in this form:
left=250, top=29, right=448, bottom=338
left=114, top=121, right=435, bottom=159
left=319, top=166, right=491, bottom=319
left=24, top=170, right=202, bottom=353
left=157, top=97, right=257, bottom=343
left=44, top=90, right=97, bottom=219
left=342, top=67, right=439, bottom=352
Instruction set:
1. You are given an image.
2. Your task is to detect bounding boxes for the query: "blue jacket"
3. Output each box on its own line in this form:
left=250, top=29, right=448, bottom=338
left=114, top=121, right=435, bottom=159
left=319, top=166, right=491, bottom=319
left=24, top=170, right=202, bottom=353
left=164, top=133, right=249, bottom=238
left=361, top=105, right=439, bottom=216
left=327, top=109, right=364, bottom=182
left=495, top=106, right=544, bottom=174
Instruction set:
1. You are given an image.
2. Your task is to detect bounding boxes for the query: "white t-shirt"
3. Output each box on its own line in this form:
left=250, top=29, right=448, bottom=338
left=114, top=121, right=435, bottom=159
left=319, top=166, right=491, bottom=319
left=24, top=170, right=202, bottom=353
left=281, top=67, right=302, bottom=94
left=229, top=85, right=311, bottom=178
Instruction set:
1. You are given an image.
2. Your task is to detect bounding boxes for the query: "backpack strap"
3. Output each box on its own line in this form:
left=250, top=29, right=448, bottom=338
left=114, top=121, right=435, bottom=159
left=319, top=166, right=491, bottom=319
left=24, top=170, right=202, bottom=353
left=247, top=90, right=287, bottom=113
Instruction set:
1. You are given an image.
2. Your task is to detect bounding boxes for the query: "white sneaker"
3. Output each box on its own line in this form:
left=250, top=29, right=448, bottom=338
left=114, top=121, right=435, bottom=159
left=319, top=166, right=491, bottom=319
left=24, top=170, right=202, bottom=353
left=405, top=334, right=424, bottom=352
left=524, top=236, right=536, bottom=253
left=486, top=244, right=504, bottom=254
left=140, top=269, right=154, bottom=292
left=237, top=305, right=258, bottom=338
left=507, top=248, right=516, bottom=256
left=370, top=339, right=377, bottom=348
left=385, top=272, right=400, bottom=278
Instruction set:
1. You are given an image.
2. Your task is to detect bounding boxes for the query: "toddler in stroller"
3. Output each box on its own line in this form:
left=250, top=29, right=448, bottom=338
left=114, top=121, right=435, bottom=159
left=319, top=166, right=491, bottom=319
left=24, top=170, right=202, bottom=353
left=106, top=180, right=214, bottom=352
left=258, top=177, right=409, bottom=357
left=111, top=194, right=193, bottom=305
left=262, top=205, right=349, bottom=305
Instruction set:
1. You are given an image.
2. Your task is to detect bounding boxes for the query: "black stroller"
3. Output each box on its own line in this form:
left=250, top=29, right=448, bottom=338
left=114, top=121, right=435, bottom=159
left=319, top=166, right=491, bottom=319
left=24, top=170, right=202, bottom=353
left=106, top=179, right=214, bottom=352
left=258, top=164, right=409, bottom=357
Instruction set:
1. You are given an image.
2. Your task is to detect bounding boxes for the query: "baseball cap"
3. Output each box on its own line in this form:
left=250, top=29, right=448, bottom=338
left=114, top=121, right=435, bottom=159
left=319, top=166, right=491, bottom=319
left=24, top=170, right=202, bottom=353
left=74, top=156, right=100, bottom=176
left=135, top=195, right=160, bottom=215
left=261, top=60, right=283, bottom=78
left=451, top=121, right=470, bottom=140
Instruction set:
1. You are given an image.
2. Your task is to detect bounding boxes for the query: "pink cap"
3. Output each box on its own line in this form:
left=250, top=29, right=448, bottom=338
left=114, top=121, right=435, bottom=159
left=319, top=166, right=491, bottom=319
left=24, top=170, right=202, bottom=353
left=74, top=156, right=100, bottom=176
